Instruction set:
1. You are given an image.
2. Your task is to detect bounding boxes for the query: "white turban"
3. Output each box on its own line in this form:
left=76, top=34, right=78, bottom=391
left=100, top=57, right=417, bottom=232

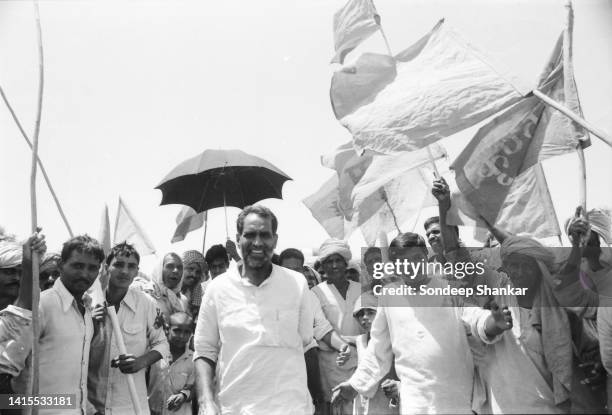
left=0, top=241, right=22, bottom=268
left=564, top=208, right=612, bottom=246
left=318, top=239, right=351, bottom=264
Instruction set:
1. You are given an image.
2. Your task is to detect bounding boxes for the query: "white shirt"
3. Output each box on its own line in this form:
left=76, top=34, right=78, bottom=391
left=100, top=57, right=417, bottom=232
left=349, top=279, right=486, bottom=414
left=0, top=305, right=32, bottom=377
left=304, top=291, right=333, bottom=352
left=194, top=264, right=314, bottom=415
left=38, top=278, right=94, bottom=415
left=88, top=287, right=170, bottom=415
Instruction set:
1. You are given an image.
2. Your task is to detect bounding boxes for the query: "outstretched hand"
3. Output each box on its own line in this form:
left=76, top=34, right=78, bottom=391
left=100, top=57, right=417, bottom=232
left=431, top=177, right=451, bottom=208
left=484, top=301, right=513, bottom=339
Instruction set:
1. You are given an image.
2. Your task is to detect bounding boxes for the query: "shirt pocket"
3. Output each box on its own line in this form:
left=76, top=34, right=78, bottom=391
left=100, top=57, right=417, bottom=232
left=121, top=323, right=146, bottom=355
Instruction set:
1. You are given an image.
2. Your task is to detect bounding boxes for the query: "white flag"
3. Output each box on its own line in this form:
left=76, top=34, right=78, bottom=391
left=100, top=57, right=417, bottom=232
left=332, top=0, right=380, bottom=64
left=114, top=197, right=156, bottom=255
left=331, top=20, right=529, bottom=154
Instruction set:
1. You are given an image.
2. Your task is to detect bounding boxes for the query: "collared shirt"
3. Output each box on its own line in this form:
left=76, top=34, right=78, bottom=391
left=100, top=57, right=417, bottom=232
left=0, top=305, right=32, bottom=377
left=194, top=264, right=314, bottom=415
left=36, top=278, right=94, bottom=415
left=148, top=347, right=194, bottom=415
left=88, top=287, right=169, bottom=415
left=349, top=278, right=485, bottom=414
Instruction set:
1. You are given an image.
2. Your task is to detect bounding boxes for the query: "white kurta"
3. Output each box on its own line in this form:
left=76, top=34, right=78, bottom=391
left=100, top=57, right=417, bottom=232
left=194, top=265, right=314, bottom=415
left=311, top=281, right=362, bottom=403
left=349, top=279, right=484, bottom=414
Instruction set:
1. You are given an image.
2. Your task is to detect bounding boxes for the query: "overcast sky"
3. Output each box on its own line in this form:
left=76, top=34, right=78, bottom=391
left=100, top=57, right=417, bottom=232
left=1, top=0, right=610, bottom=270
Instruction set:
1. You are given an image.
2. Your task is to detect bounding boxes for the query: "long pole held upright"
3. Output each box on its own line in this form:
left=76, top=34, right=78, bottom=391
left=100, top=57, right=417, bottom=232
left=29, top=1, right=44, bottom=413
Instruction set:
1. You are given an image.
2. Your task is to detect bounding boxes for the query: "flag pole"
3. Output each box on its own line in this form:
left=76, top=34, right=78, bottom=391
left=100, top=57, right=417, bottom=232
left=379, top=189, right=401, bottom=234
left=532, top=89, right=612, bottom=150
left=29, top=3, right=44, bottom=411
left=0, top=86, right=74, bottom=237
left=223, top=191, right=229, bottom=240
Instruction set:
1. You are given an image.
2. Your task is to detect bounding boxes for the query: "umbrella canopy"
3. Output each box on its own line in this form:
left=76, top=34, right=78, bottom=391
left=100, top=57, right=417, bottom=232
left=155, top=149, right=292, bottom=213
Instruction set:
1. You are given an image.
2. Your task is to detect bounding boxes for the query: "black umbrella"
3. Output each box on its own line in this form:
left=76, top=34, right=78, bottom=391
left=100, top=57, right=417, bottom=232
left=155, top=149, right=292, bottom=236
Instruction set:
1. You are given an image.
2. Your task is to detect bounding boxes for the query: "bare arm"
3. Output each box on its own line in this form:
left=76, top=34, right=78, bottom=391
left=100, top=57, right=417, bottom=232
left=195, top=358, right=219, bottom=414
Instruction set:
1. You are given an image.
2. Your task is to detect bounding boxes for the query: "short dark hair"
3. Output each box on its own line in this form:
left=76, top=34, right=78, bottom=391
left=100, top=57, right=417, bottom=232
left=363, top=247, right=382, bottom=260
left=279, top=248, right=304, bottom=266
left=424, top=216, right=440, bottom=231
left=389, top=232, right=428, bottom=261
left=106, top=242, right=140, bottom=266
left=205, top=244, right=229, bottom=266
left=424, top=216, right=459, bottom=237
left=236, top=205, right=278, bottom=235
left=60, top=235, right=105, bottom=264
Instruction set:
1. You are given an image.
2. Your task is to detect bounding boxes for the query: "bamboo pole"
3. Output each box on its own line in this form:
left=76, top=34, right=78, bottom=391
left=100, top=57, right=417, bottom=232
left=29, top=2, right=44, bottom=413
left=533, top=89, right=612, bottom=149
left=0, top=86, right=74, bottom=237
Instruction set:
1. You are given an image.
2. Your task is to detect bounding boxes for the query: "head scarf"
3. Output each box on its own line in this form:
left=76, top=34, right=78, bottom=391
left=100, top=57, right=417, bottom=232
left=0, top=241, right=22, bottom=268
left=500, top=235, right=572, bottom=406
left=499, top=235, right=555, bottom=273
left=40, top=252, right=60, bottom=274
left=149, top=253, right=184, bottom=316
left=182, top=250, right=206, bottom=272
left=318, top=239, right=351, bottom=264
left=352, top=292, right=377, bottom=317
left=564, top=208, right=612, bottom=246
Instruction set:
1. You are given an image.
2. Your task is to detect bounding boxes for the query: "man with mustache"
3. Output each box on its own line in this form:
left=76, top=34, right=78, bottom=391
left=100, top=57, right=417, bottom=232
left=194, top=205, right=314, bottom=415
left=89, top=242, right=169, bottom=415
left=14, top=234, right=105, bottom=414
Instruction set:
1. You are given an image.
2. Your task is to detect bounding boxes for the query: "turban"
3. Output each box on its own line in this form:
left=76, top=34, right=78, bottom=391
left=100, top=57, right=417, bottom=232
left=182, top=250, right=206, bottom=271
left=0, top=241, right=22, bottom=269
left=352, top=292, right=378, bottom=317
left=318, top=239, right=351, bottom=264
left=499, top=235, right=555, bottom=272
left=40, top=252, right=60, bottom=274
left=564, top=208, right=612, bottom=246
left=347, top=259, right=361, bottom=272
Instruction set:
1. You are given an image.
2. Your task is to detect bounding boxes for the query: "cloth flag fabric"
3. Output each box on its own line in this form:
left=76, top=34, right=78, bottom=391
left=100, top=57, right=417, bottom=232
left=97, top=204, right=112, bottom=255
left=331, top=0, right=380, bottom=64
left=330, top=19, right=529, bottom=154
left=451, top=27, right=588, bottom=226
left=113, top=197, right=156, bottom=255
left=305, top=143, right=444, bottom=244
left=447, top=164, right=561, bottom=240
left=171, top=206, right=206, bottom=243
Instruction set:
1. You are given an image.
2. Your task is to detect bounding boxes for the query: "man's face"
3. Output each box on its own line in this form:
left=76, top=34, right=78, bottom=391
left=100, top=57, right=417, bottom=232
left=425, top=222, right=442, bottom=254
left=162, top=255, right=183, bottom=289
left=503, top=254, right=541, bottom=290
left=182, top=264, right=201, bottom=288
left=321, top=254, right=347, bottom=283
left=364, top=251, right=382, bottom=278
left=108, top=254, right=139, bottom=290
left=0, top=266, right=22, bottom=303
left=209, top=258, right=228, bottom=278
left=280, top=257, right=303, bottom=273
left=390, top=247, right=428, bottom=281
left=39, top=266, right=60, bottom=291
left=237, top=213, right=278, bottom=270
left=60, top=251, right=102, bottom=297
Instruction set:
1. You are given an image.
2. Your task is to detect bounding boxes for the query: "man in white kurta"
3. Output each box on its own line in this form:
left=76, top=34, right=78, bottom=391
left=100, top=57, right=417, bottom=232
left=194, top=205, right=314, bottom=415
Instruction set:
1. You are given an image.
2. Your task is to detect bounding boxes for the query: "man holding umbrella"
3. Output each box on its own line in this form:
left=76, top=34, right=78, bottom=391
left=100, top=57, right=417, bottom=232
left=193, top=205, right=314, bottom=414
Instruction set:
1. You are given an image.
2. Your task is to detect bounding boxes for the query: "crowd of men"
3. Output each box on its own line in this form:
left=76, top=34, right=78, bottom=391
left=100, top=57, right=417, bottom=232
left=0, top=178, right=609, bottom=414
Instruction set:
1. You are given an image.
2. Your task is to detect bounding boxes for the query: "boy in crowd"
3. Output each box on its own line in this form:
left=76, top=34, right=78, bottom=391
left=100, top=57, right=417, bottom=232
left=89, top=242, right=169, bottom=415
left=148, top=312, right=195, bottom=415
left=339, top=292, right=399, bottom=415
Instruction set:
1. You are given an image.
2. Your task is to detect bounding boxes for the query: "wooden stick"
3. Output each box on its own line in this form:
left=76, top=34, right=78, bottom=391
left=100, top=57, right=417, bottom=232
left=29, top=2, right=44, bottom=412
left=426, top=145, right=441, bottom=178
left=533, top=89, right=612, bottom=149
left=107, top=307, right=144, bottom=414
left=0, top=86, right=74, bottom=237
left=202, top=211, right=208, bottom=254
